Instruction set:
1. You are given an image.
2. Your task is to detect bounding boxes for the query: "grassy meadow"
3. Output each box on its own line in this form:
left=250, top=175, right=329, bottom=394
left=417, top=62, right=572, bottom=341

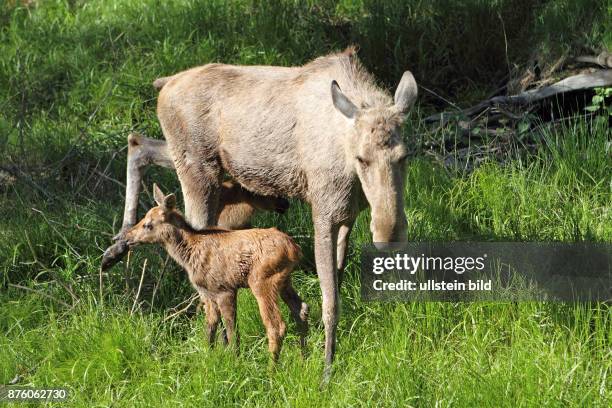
left=1, top=0, right=611, bottom=406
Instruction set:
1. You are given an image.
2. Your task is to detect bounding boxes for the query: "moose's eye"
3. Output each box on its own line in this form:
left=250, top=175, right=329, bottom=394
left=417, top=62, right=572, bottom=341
left=143, top=222, right=153, bottom=230
left=356, top=156, right=370, bottom=167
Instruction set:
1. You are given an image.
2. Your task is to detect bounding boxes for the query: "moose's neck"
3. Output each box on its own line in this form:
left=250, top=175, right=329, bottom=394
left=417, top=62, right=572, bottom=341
left=161, top=228, right=200, bottom=274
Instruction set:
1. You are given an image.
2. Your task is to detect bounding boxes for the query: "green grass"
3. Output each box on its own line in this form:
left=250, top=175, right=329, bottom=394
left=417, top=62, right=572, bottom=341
left=0, top=0, right=611, bottom=406
left=1, top=121, right=610, bottom=406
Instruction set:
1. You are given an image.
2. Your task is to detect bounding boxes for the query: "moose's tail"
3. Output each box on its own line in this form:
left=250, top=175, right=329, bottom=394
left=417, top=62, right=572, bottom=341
left=152, top=75, right=175, bottom=91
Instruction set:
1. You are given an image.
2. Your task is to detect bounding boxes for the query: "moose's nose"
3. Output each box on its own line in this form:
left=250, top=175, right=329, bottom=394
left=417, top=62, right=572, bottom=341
left=371, top=217, right=407, bottom=246
left=275, top=198, right=290, bottom=214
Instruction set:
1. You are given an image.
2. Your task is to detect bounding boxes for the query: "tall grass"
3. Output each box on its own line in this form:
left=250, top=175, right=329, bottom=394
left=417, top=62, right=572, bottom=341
left=1, top=0, right=609, bottom=164
left=1, top=119, right=610, bottom=406
left=0, top=1, right=610, bottom=406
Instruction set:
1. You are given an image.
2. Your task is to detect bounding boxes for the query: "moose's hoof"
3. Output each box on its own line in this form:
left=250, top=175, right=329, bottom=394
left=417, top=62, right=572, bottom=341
left=101, top=240, right=129, bottom=271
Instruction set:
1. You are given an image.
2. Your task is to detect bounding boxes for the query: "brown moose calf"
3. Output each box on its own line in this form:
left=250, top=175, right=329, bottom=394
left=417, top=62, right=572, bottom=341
left=124, top=184, right=308, bottom=360
left=100, top=177, right=290, bottom=271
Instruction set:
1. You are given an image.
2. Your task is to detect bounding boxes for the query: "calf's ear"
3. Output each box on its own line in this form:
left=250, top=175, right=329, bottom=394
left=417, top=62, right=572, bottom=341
left=153, top=183, right=165, bottom=207
left=163, top=194, right=176, bottom=211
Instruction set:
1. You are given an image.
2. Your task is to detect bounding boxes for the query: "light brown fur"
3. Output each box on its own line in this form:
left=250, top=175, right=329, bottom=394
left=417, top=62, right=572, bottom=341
left=152, top=47, right=417, bottom=380
left=123, top=185, right=308, bottom=360
left=101, top=133, right=290, bottom=271
left=121, top=132, right=289, bottom=231
left=217, top=178, right=289, bottom=229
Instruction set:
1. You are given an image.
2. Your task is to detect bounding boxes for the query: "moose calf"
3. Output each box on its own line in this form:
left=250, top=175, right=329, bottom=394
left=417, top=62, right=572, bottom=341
left=123, top=184, right=308, bottom=360
left=217, top=179, right=289, bottom=229
left=100, top=133, right=290, bottom=272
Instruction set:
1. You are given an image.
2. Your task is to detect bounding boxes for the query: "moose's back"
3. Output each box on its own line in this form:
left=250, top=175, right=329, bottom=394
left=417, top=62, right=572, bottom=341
left=156, top=53, right=374, bottom=201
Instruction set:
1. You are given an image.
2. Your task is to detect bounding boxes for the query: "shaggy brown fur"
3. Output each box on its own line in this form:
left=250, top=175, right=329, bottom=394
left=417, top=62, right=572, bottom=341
left=100, top=133, right=290, bottom=272
left=218, top=179, right=289, bottom=229
left=123, top=184, right=308, bottom=360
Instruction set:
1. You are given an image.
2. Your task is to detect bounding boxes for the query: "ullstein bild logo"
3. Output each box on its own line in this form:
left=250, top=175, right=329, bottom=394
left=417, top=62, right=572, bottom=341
left=360, top=243, right=612, bottom=302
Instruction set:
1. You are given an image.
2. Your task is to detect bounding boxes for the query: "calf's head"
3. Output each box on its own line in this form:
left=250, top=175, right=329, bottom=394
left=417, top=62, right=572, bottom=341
left=253, top=195, right=290, bottom=214
left=124, top=184, right=181, bottom=246
left=331, top=71, right=417, bottom=243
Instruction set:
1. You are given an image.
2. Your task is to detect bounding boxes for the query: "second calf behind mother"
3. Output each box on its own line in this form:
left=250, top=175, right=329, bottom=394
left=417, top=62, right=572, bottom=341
left=123, top=184, right=308, bottom=360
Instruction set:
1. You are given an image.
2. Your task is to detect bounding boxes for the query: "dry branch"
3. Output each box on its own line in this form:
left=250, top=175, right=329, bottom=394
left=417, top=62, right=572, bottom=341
left=130, top=258, right=148, bottom=315
left=163, top=294, right=200, bottom=322
left=425, top=69, right=612, bottom=125
left=576, top=52, right=612, bottom=68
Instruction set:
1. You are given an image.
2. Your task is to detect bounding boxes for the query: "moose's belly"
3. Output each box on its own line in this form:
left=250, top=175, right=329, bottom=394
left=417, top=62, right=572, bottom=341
left=218, top=147, right=307, bottom=199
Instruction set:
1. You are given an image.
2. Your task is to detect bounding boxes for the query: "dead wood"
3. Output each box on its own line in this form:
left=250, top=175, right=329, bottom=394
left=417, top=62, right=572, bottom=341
left=576, top=52, right=612, bottom=68
left=425, top=69, right=612, bottom=125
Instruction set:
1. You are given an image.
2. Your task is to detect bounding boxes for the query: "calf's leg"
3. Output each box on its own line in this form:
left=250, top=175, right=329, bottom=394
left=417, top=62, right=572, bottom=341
left=280, top=281, right=309, bottom=354
left=201, top=298, right=222, bottom=347
left=252, top=275, right=287, bottom=361
left=216, top=291, right=239, bottom=352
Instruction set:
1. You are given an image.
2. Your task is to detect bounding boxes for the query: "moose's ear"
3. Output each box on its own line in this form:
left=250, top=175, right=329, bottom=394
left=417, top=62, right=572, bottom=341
left=163, top=194, right=176, bottom=211
left=153, top=183, right=165, bottom=207
left=394, top=71, right=418, bottom=114
left=331, top=80, right=358, bottom=120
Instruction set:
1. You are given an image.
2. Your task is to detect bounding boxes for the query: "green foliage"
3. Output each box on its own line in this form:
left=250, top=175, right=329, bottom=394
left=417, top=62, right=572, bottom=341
left=0, top=1, right=610, bottom=406
left=1, top=122, right=610, bottom=406
left=0, top=0, right=609, bottom=164
left=585, top=87, right=612, bottom=117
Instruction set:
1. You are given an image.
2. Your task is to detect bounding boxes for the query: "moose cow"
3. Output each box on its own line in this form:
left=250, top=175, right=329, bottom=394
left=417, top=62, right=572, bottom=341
left=114, top=47, right=417, bottom=381
left=120, top=131, right=289, bottom=231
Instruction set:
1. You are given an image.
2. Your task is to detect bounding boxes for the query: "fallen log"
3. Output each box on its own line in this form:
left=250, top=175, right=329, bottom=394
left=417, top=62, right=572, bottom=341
left=425, top=69, right=612, bottom=125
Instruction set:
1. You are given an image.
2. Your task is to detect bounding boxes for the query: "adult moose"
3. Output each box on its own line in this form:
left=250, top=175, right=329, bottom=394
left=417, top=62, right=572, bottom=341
left=143, top=47, right=416, bottom=381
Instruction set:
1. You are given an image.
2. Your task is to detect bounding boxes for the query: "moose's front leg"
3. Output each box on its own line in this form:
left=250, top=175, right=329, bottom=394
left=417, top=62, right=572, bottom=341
left=313, top=217, right=339, bottom=385
left=336, top=222, right=353, bottom=286
left=122, top=133, right=174, bottom=231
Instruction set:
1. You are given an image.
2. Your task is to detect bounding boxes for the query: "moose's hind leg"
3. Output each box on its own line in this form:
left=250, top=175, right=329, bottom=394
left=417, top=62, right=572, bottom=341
left=201, top=298, right=222, bottom=347
left=172, top=150, right=222, bottom=230
left=160, top=109, right=222, bottom=230
left=281, top=282, right=309, bottom=354
left=122, top=133, right=175, bottom=231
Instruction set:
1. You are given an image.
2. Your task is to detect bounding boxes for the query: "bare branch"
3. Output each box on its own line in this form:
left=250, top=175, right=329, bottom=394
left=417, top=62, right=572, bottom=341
left=130, top=258, right=148, bottom=315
